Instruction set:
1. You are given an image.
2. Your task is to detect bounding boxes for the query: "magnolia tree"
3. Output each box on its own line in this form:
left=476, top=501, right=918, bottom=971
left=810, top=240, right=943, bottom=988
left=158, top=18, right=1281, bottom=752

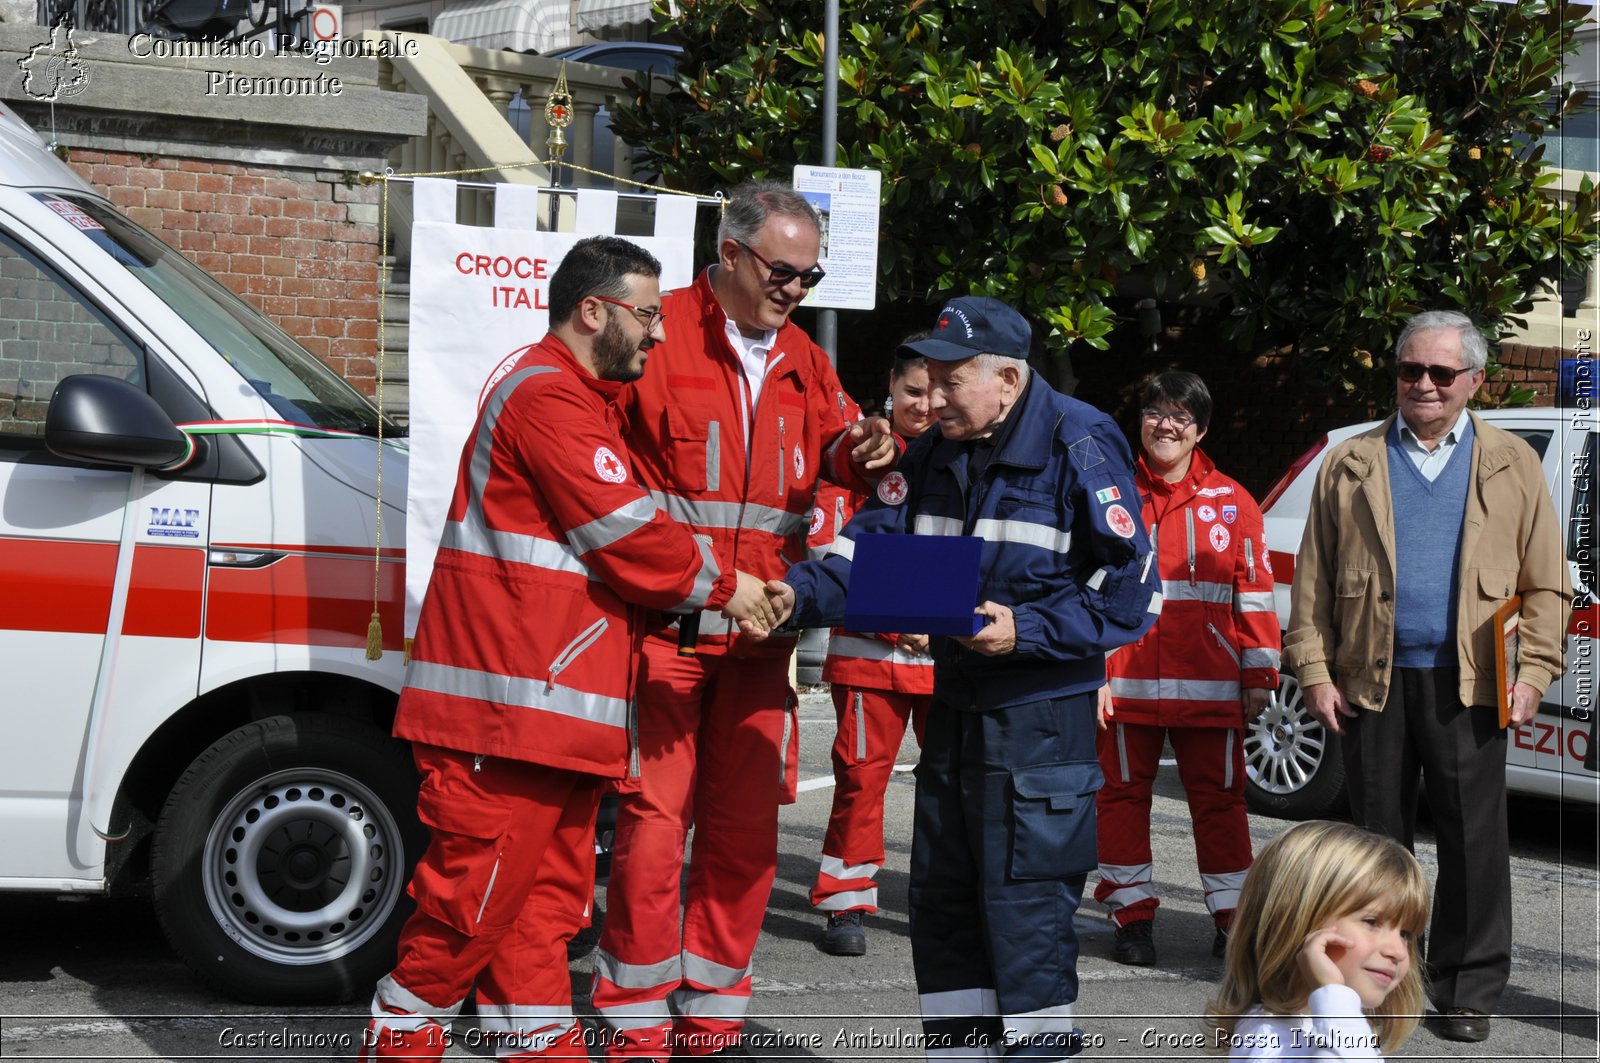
left=614, top=0, right=1597, bottom=399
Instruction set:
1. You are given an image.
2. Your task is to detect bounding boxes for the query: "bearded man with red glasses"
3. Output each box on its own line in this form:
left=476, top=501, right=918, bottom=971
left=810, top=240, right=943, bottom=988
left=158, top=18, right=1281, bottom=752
left=1285, top=309, right=1569, bottom=1046
left=592, top=181, right=899, bottom=1061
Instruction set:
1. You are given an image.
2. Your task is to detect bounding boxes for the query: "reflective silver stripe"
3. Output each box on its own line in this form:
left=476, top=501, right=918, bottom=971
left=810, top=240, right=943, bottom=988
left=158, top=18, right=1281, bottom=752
left=474, top=1005, right=574, bottom=1048
left=593, top=1000, right=672, bottom=1030
left=707, top=419, right=721, bottom=491
left=457, top=365, right=561, bottom=572
left=1222, top=728, right=1236, bottom=790
left=826, top=535, right=856, bottom=561
left=1086, top=566, right=1108, bottom=590
left=646, top=490, right=809, bottom=537
left=819, top=854, right=881, bottom=880
left=670, top=987, right=751, bottom=1019
left=1115, top=722, right=1129, bottom=783
left=1242, top=647, right=1282, bottom=670
left=1002, top=1003, right=1076, bottom=1040
left=814, top=887, right=878, bottom=912
left=372, top=973, right=465, bottom=1023
left=668, top=535, right=722, bottom=613
left=1161, top=579, right=1232, bottom=604
left=682, top=950, right=750, bottom=989
left=566, top=495, right=660, bottom=556
left=1096, top=861, right=1157, bottom=910
left=1109, top=677, right=1242, bottom=702
left=1235, top=590, right=1277, bottom=613
left=920, top=986, right=998, bottom=1018
left=914, top=514, right=965, bottom=536
left=1147, top=592, right=1164, bottom=614
left=593, top=948, right=681, bottom=989
left=827, top=634, right=936, bottom=669
left=1202, top=868, right=1249, bottom=915
left=972, top=517, right=1071, bottom=554
left=406, top=660, right=628, bottom=727
left=439, top=519, right=594, bottom=579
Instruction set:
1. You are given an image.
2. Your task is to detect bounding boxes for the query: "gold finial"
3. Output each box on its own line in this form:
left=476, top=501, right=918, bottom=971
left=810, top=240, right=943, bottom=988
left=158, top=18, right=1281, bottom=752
left=544, top=60, right=575, bottom=162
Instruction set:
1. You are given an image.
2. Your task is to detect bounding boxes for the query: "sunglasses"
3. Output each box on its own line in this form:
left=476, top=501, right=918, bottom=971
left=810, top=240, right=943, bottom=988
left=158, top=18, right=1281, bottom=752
left=736, top=241, right=826, bottom=289
left=1397, top=361, right=1476, bottom=387
left=593, top=295, right=665, bottom=330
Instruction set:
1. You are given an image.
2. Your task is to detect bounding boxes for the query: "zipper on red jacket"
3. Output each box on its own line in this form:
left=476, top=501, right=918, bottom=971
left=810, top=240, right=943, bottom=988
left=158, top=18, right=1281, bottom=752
left=778, top=416, right=787, bottom=496
left=833, top=493, right=846, bottom=539
left=1244, top=537, right=1256, bottom=583
left=1207, top=622, right=1242, bottom=668
left=546, top=617, right=609, bottom=693
left=1185, top=508, right=1197, bottom=584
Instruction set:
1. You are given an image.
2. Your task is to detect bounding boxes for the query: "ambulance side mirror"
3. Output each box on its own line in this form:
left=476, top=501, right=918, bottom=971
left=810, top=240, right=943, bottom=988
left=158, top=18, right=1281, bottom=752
left=45, top=374, right=192, bottom=469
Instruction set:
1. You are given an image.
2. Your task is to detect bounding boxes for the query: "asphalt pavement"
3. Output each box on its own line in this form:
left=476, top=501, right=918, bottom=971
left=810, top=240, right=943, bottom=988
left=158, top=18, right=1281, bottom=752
left=1, top=689, right=1596, bottom=1061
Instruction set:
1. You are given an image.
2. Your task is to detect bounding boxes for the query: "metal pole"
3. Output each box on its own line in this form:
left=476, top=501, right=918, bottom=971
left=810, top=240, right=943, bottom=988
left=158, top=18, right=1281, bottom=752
left=816, top=0, right=839, bottom=366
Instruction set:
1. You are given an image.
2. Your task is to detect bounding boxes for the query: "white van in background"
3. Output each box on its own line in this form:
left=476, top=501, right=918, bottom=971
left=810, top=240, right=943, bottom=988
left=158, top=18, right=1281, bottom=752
left=0, top=106, right=418, bottom=1002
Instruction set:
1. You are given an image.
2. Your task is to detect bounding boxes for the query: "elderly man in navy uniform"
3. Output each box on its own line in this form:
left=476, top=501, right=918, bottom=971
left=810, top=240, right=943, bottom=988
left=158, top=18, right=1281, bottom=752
left=758, top=296, right=1161, bottom=1059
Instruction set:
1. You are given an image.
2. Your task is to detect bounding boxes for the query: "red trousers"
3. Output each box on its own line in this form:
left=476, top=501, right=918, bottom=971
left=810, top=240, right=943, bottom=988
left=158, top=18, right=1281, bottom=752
left=1092, top=722, right=1251, bottom=928
left=363, top=745, right=604, bottom=1061
left=810, top=685, right=930, bottom=913
left=592, top=640, right=797, bottom=1059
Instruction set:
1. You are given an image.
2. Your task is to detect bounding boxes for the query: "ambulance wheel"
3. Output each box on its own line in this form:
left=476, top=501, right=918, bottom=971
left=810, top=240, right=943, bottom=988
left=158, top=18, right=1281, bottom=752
left=1242, top=672, right=1348, bottom=819
left=151, top=713, right=423, bottom=1003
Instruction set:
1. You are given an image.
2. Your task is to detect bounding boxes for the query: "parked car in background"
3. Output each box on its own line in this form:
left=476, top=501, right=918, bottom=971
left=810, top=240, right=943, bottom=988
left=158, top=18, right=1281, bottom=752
left=1245, top=406, right=1598, bottom=818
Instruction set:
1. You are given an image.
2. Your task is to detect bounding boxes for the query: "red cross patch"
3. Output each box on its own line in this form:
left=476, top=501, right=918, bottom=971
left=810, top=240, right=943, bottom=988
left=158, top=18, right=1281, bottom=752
left=877, top=471, right=909, bottom=505
left=593, top=446, right=627, bottom=484
left=809, top=506, right=825, bottom=537
left=1106, top=503, right=1136, bottom=539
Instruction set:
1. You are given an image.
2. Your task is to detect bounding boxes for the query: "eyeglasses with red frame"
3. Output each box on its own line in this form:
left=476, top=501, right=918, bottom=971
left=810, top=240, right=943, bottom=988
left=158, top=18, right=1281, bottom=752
left=593, top=295, right=665, bottom=330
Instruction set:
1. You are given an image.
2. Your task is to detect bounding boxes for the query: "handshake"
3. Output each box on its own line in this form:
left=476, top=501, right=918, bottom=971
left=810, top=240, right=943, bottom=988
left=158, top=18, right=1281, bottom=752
left=719, top=572, right=797, bottom=638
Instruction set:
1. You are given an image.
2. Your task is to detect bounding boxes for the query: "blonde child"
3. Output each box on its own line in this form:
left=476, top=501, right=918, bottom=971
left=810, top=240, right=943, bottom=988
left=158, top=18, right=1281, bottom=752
left=1206, top=821, right=1429, bottom=1059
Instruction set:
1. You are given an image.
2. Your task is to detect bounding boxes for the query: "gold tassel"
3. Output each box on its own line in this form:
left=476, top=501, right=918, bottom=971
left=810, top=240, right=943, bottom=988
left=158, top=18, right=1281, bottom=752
left=366, top=610, right=384, bottom=661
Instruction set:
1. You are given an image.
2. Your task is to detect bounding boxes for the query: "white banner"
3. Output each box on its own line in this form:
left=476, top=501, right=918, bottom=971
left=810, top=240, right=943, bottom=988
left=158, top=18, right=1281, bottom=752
left=405, top=186, right=697, bottom=636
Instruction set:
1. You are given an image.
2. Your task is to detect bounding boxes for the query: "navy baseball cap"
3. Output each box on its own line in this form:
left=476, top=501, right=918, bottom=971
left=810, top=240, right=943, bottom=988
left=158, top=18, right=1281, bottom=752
left=898, top=296, right=1032, bottom=362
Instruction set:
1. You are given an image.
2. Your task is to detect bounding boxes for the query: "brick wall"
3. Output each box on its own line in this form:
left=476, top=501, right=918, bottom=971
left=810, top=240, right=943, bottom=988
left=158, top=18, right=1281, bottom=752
left=65, top=150, right=385, bottom=398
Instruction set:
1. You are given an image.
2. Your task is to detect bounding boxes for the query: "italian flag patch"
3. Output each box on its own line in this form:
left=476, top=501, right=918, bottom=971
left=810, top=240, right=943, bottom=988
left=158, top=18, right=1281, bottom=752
left=1095, top=486, right=1120, bottom=504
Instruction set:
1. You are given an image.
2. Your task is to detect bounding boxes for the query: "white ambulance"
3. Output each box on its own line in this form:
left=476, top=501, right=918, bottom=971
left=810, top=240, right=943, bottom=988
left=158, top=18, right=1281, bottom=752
left=1247, top=403, right=1599, bottom=817
left=0, top=106, right=419, bottom=1002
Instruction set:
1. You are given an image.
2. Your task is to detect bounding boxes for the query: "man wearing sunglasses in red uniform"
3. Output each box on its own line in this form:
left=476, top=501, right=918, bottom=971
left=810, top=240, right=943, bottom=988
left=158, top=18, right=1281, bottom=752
left=1285, top=309, right=1569, bottom=1047
left=591, top=181, right=899, bottom=1061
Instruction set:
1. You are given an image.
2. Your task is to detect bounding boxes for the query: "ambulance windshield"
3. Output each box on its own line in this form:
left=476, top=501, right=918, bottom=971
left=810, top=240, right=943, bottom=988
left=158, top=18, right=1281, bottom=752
left=33, top=193, right=399, bottom=437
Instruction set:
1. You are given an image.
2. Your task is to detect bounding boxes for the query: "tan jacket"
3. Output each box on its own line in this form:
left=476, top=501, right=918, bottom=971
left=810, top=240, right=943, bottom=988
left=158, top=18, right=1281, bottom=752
left=1284, top=413, right=1569, bottom=712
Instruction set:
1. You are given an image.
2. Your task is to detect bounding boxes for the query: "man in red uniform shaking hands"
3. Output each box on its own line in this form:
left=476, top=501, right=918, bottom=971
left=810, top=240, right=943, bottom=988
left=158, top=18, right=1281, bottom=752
left=362, top=236, right=774, bottom=1061
left=592, top=182, right=899, bottom=1061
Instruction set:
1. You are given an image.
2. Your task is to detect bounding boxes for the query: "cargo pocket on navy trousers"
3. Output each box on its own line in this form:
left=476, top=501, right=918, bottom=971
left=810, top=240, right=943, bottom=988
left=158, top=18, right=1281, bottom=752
left=1008, top=760, right=1104, bottom=879
left=410, top=787, right=514, bottom=937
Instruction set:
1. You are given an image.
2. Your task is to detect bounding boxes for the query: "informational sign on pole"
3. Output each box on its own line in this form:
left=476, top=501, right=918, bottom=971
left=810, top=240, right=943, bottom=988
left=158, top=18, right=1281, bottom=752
left=792, top=165, right=881, bottom=311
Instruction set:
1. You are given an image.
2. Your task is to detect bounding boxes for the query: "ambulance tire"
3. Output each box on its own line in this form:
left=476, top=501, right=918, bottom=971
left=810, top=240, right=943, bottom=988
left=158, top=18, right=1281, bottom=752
left=1241, top=670, right=1349, bottom=820
left=151, top=713, right=424, bottom=1004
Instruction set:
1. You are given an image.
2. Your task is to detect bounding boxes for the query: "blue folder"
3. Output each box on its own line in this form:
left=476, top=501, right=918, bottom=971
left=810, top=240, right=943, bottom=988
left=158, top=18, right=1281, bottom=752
left=841, top=533, right=985, bottom=636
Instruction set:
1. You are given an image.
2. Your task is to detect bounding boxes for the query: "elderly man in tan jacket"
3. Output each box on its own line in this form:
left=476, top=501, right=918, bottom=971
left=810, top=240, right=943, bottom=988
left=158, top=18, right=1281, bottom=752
left=1284, top=309, right=1569, bottom=1047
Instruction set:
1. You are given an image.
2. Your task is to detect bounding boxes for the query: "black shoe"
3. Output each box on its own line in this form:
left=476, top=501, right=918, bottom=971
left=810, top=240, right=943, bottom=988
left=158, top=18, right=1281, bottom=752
left=821, top=910, right=867, bottom=956
left=1212, top=926, right=1230, bottom=959
left=1437, top=1007, right=1491, bottom=1043
left=1112, top=919, right=1156, bottom=966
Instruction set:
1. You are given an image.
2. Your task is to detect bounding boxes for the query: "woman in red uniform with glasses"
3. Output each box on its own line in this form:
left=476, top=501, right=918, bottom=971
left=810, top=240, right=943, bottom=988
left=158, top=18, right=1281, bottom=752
left=1093, top=371, right=1281, bottom=968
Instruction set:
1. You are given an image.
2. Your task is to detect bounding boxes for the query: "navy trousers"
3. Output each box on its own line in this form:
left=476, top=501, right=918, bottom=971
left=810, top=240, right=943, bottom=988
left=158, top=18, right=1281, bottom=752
left=909, top=693, right=1102, bottom=1061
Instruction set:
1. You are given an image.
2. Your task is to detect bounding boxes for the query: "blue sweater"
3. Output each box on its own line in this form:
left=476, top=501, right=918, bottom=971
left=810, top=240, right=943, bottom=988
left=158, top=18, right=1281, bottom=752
left=1387, top=420, right=1472, bottom=667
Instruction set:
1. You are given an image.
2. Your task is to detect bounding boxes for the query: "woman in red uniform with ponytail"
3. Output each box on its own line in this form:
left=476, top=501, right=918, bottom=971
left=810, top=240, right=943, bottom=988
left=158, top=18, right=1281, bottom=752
left=1093, top=371, right=1281, bottom=968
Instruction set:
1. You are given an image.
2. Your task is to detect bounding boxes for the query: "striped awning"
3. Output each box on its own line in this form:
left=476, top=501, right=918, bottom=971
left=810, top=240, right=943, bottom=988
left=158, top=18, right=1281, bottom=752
left=574, top=0, right=651, bottom=32
left=431, top=0, right=572, bottom=53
